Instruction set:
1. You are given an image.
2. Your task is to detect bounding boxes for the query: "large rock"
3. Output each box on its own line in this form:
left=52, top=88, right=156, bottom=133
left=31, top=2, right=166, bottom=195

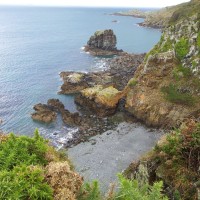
left=87, top=30, right=117, bottom=51
left=84, top=29, right=123, bottom=56
left=31, top=103, right=57, bottom=123
left=75, top=85, right=124, bottom=117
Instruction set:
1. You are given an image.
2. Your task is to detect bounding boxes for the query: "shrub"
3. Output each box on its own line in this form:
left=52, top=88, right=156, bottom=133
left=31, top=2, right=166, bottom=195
left=161, top=83, right=196, bottom=106
left=115, top=174, right=168, bottom=200
left=78, top=180, right=102, bottom=200
left=0, top=129, right=49, bottom=170
left=174, top=38, right=189, bottom=60
left=161, top=38, right=173, bottom=52
left=155, top=120, right=200, bottom=199
left=0, top=165, right=53, bottom=200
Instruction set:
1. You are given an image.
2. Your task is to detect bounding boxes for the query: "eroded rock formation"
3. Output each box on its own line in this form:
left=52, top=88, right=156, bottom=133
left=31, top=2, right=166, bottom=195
left=84, top=29, right=123, bottom=56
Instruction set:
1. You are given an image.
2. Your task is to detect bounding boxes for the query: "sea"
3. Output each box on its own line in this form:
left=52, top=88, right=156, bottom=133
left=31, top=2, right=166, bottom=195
left=0, top=6, right=161, bottom=147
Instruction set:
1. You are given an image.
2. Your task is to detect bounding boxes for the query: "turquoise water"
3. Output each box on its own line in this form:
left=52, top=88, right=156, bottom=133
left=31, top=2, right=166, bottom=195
left=0, top=6, right=161, bottom=138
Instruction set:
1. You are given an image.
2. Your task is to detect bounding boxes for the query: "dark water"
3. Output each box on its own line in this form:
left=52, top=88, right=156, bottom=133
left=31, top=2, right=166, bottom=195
left=0, top=6, right=161, bottom=142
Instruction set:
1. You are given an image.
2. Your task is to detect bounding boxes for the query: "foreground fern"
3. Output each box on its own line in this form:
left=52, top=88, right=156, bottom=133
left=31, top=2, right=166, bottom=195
left=78, top=174, right=168, bottom=200
left=115, top=174, right=168, bottom=200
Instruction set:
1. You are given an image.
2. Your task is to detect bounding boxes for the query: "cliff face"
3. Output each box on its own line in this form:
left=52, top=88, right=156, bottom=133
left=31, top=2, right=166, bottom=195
left=125, top=2, right=200, bottom=128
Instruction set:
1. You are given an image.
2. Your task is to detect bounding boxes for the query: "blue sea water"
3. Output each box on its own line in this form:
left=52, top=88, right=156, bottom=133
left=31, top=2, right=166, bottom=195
left=0, top=6, right=161, bottom=142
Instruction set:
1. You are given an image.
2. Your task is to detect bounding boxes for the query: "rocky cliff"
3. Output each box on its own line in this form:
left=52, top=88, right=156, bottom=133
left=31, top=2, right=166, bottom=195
left=125, top=0, right=200, bottom=128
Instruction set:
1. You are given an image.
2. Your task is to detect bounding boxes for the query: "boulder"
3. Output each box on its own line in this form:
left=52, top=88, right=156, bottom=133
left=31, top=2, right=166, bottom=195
left=75, top=85, right=124, bottom=117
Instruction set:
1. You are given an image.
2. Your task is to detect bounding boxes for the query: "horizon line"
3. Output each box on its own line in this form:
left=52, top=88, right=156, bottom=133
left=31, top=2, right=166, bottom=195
left=0, top=4, right=164, bottom=9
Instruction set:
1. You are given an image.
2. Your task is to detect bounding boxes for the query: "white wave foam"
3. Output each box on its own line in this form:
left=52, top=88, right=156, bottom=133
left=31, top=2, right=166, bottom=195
left=38, top=127, right=79, bottom=149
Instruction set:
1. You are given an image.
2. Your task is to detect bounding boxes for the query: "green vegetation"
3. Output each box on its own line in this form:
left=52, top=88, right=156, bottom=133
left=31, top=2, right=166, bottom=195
left=154, top=120, right=200, bottom=199
left=0, top=166, right=53, bottom=200
left=144, top=44, right=160, bottom=61
left=78, top=181, right=102, bottom=200
left=114, top=174, right=168, bottom=200
left=172, top=64, right=193, bottom=80
left=174, top=38, right=189, bottom=60
left=161, top=83, right=196, bottom=106
left=169, top=0, right=200, bottom=24
left=197, top=31, right=200, bottom=49
left=0, top=130, right=53, bottom=199
left=0, top=130, right=48, bottom=170
left=128, top=78, right=138, bottom=87
left=78, top=174, right=168, bottom=200
left=161, top=38, right=173, bottom=52
left=0, top=130, right=83, bottom=200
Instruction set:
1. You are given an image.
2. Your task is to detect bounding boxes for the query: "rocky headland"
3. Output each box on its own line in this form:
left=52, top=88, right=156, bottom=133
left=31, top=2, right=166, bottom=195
left=84, top=29, right=123, bottom=56
left=112, top=9, right=148, bottom=18
left=113, top=0, right=200, bottom=29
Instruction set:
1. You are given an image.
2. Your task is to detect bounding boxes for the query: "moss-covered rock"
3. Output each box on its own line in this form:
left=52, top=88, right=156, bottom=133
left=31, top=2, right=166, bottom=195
left=75, top=85, right=124, bottom=117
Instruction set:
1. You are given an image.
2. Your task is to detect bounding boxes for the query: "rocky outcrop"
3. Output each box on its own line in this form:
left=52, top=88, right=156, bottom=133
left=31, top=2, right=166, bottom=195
left=59, top=53, right=145, bottom=94
left=59, top=72, right=89, bottom=94
left=75, top=85, right=125, bottom=117
left=84, top=29, right=123, bottom=56
left=125, top=11, right=200, bottom=128
left=47, top=99, right=65, bottom=112
left=31, top=99, right=82, bottom=126
left=31, top=103, right=57, bottom=123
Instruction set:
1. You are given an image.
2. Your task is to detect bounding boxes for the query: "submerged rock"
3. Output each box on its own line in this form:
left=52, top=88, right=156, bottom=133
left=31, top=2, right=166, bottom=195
left=84, top=29, right=123, bottom=56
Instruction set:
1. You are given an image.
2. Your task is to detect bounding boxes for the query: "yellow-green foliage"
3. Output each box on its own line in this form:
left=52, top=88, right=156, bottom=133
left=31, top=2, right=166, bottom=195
left=128, top=78, right=138, bottom=87
left=0, top=165, right=53, bottom=200
left=161, top=38, right=173, bottom=52
left=78, top=174, right=168, bottom=200
left=175, top=38, right=189, bottom=60
left=115, top=174, right=168, bottom=200
left=0, top=130, right=48, bottom=170
left=0, top=130, right=83, bottom=200
left=0, top=130, right=53, bottom=199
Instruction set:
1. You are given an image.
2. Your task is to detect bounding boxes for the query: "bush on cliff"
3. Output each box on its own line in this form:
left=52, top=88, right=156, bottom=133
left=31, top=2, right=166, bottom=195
left=78, top=174, right=168, bottom=200
left=174, top=38, right=189, bottom=60
left=154, top=120, right=200, bottom=199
